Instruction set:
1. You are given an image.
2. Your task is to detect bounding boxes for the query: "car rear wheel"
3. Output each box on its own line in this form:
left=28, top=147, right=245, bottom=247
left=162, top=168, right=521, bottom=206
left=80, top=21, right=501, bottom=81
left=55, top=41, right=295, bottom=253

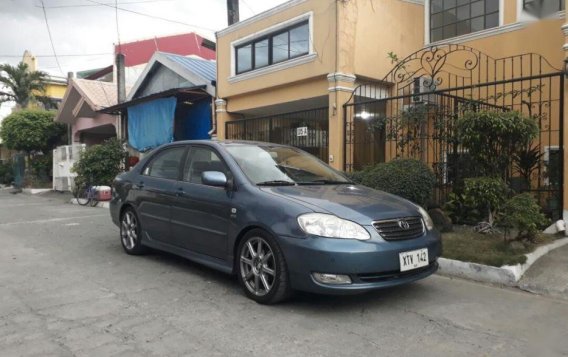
left=120, top=208, right=147, bottom=255
left=237, top=229, right=291, bottom=304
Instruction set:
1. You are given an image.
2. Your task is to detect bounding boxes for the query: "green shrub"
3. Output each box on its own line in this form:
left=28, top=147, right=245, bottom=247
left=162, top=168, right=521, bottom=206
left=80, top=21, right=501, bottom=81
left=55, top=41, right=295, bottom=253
left=353, top=159, right=436, bottom=206
left=0, top=161, right=14, bottom=185
left=499, top=193, right=549, bottom=241
left=463, top=177, right=509, bottom=215
left=29, top=154, right=52, bottom=181
left=443, top=192, right=481, bottom=225
left=72, top=138, right=128, bottom=188
left=457, top=110, right=539, bottom=178
left=346, top=170, right=367, bottom=185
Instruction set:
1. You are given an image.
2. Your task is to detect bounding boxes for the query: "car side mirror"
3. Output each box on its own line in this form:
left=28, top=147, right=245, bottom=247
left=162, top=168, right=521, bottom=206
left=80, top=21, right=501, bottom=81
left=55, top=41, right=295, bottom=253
left=202, top=171, right=228, bottom=188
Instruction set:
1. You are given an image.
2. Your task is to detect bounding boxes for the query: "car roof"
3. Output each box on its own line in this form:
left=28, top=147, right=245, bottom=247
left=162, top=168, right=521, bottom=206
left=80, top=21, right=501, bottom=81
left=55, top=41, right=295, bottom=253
left=162, top=139, right=289, bottom=148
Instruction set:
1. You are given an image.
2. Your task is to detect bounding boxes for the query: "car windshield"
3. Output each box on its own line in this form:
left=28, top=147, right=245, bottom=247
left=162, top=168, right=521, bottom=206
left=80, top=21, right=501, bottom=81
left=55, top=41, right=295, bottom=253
left=225, top=144, right=351, bottom=186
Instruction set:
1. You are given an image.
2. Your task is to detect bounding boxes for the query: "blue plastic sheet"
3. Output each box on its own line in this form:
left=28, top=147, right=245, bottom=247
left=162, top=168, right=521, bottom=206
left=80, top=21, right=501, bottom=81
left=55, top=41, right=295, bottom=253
left=127, top=97, right=176, bottom=151
left=180, top=100, right=211, bottom=140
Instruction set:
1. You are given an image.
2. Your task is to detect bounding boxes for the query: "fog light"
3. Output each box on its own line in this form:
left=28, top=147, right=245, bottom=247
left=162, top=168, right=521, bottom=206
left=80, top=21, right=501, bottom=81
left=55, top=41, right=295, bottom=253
left=312, top=273, right=352, bottom=285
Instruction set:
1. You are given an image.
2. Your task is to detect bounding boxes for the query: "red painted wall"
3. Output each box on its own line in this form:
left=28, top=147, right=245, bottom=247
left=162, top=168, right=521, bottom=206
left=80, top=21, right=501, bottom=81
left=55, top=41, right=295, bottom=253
left=115, top=33, right=216, bottom=67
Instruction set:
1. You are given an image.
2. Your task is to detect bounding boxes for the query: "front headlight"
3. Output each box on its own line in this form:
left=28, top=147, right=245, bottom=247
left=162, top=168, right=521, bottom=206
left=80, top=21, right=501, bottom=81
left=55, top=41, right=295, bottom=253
left=417, top=206, right=434, bottom=230
left=297, top=213, right=370, bottom=240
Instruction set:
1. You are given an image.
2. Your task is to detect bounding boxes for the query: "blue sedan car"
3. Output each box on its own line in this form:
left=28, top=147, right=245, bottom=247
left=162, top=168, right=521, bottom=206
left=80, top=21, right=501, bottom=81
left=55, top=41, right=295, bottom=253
left=110, top=140, right=441, bottom=304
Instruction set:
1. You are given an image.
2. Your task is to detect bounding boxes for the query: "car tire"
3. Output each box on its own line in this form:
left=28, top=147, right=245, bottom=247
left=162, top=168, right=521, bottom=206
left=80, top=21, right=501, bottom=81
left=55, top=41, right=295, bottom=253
left=120, top=207, right=147, bottom=255
left=237, top=229, right=292, bottom=304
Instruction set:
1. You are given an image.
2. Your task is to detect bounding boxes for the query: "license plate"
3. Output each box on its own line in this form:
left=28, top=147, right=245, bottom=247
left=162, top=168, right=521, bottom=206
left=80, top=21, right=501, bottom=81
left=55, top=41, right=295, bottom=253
left=399, top=248, right=429, bottom=272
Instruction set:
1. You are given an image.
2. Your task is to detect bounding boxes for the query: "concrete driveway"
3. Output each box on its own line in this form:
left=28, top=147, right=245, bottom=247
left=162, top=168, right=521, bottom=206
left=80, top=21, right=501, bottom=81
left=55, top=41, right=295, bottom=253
left=519, top=244, right=568, bottom=300
left=1, top=190, right=568, bottom=356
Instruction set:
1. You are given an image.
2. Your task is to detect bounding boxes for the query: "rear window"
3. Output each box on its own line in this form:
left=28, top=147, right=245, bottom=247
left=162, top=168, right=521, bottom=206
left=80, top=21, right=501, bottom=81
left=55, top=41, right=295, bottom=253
left=142, top=147, right=186, bottom=180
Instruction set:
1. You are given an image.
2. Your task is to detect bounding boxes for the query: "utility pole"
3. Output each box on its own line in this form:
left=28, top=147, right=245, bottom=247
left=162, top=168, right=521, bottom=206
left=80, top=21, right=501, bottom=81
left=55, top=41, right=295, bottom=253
left=226, top=0, right=239, bottom=26
left=115, top=53, right=126, bottom=141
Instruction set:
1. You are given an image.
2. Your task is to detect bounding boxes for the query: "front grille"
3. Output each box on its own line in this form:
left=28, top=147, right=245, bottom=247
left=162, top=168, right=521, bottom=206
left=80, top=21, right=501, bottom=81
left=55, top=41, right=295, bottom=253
left=372, top=216, right=425, bottom=241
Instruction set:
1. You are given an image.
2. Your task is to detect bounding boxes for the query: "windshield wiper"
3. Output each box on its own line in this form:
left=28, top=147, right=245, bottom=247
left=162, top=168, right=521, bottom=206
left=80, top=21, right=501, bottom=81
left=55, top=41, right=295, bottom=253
left=298, top=179, right=353, bottom=185
left=256, top=180, right=296, bottom=186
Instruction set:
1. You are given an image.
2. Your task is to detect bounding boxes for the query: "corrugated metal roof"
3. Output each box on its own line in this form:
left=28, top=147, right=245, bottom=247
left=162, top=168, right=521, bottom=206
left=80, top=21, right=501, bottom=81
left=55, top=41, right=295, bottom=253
left=162, top=53, right=216, bottom=82
left=73, top=79, right=118, bottom=109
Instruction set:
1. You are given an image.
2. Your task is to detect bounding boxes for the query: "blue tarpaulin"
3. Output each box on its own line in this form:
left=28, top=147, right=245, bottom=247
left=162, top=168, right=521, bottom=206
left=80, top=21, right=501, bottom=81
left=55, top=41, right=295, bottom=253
left=127, top=97, right=176, bottom=151
left=180, top=100, right=211, bottom=140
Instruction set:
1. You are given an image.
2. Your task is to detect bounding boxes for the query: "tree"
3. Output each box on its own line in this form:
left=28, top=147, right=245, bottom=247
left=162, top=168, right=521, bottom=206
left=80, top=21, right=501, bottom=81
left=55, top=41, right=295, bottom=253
left=0, top=109, right=66, bottom=155
left=457, top=110, right=539, bottom=178
left=0, top=62, right=48, bottom=108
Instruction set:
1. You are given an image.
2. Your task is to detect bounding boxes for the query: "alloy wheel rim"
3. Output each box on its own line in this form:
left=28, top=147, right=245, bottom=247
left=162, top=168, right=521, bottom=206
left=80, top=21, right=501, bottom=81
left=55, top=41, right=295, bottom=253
left=121, top=212, right=138, bottom=250
left=240, top=237, right=276, bottom=296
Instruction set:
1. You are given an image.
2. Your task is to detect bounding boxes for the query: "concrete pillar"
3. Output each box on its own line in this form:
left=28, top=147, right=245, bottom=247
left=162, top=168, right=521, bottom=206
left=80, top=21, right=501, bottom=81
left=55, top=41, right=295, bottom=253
left=327, top=72, right=356, bottom=171
left=326, top=0, right=358, bottom=171
left=561, top=23, right=568, bottom=228
left=215, top=98, right=229, bottom=140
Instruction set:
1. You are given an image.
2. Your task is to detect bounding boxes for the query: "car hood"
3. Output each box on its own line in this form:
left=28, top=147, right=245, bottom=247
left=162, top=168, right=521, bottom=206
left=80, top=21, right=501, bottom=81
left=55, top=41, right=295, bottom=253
left=260, top=184, right=420, bottom=224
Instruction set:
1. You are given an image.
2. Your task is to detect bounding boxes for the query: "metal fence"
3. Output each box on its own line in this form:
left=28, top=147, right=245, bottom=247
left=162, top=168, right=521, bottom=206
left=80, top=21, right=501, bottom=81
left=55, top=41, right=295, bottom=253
left=344, top=45, right=564, bottom=219
left=226, top=107, right=329, bottom=162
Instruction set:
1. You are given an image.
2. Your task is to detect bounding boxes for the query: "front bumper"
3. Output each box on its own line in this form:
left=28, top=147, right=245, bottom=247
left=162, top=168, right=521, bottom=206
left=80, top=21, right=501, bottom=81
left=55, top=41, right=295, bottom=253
left=277, top=228, right=442, bottom=295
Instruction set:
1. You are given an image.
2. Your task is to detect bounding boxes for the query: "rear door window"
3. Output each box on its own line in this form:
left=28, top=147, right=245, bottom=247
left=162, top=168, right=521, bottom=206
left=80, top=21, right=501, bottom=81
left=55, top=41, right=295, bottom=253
left=142, top=147, right=186, bottom=180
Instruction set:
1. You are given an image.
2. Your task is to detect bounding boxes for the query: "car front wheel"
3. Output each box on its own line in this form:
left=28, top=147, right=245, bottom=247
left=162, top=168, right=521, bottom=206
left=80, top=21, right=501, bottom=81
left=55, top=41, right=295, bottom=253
left=120, top=207, right=147, bottom=255
left=237, top=229, right=291, bottom=304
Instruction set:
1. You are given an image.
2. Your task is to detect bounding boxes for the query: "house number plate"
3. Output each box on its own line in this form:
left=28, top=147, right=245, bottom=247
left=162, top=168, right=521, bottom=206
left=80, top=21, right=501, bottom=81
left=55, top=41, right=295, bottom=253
left=296, top=127, right=308, bottom=137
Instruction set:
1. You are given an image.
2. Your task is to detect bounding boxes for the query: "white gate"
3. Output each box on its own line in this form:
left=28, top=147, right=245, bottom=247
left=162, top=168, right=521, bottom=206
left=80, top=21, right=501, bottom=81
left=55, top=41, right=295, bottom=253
left=52, top=144, right=85, bottom=191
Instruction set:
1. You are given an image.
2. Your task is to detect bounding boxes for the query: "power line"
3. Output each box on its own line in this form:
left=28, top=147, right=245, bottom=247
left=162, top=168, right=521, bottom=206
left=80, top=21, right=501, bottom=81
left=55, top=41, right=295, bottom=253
left=0, top=53, right=113, bottom=58
left=241, top=0, right=256, bottom=15
left=36, top=0, right=176, bottom=9
left=84, top=0, right=216, bottom=33
left=40, top=0, right=64, bottom=75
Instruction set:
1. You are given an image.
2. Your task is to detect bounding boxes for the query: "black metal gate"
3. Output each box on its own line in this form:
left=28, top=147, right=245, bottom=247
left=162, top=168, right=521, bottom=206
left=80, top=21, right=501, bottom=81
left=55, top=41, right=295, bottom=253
left=344, top=45, right=564, bottom=219
left=225, top=107, right=329, bottom=162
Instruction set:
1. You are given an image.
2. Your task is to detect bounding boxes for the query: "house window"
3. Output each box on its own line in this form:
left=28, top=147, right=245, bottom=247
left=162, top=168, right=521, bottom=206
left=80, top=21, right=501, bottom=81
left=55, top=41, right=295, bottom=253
left=235, top=20, right=310, bottom=75
left=430, top=0, right=500, bottom=42
left=523, top=0, right=564, bottom=18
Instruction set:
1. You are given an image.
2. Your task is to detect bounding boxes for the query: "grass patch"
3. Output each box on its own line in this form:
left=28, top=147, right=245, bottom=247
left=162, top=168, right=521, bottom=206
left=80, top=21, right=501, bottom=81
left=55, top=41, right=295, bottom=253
left=442, top=226, right=557, bottom=267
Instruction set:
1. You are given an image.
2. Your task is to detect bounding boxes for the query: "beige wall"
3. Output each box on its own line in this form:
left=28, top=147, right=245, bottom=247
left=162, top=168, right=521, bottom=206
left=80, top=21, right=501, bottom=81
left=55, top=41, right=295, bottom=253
left=459, top=18, right=565, bottom=68
left=217, top=0, right=426, bottom=109
left=352, top=0, right=425, bottom=80
left=217, top=0, right=337, bottom=103
left=217, top=0, right=567, bottom=172
left=226, top=77, right=329, bottom=113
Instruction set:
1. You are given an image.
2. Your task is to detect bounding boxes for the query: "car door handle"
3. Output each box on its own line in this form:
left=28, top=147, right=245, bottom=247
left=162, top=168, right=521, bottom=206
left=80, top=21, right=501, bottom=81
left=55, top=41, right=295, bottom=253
left=176, top=187, right=185, bottom=197
left=133, top=181, right=144, bottom=190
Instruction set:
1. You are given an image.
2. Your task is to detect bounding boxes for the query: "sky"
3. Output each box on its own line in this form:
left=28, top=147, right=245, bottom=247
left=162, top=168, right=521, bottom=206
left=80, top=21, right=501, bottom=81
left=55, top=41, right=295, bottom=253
left=0, top=0, right=288, bottom=117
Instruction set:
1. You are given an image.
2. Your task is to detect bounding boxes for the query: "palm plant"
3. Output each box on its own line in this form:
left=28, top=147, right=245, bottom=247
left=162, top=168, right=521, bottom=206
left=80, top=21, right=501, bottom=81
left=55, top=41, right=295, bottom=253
left=0, top=62, right=48, bottom=108
left=513, top=145, right=543, bottom=187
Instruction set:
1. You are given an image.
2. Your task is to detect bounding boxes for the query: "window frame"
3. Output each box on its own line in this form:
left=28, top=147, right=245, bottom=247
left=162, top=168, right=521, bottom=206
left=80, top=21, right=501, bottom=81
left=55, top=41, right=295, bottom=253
left=518, top=0, right=564, bottom=21
left=234, top=19, right=310, bottom=75
left=141, top=145, right=188, bottom=181
left=182, top=145, right=233, bottom=186
left=426, top=0, right=503, bottom=44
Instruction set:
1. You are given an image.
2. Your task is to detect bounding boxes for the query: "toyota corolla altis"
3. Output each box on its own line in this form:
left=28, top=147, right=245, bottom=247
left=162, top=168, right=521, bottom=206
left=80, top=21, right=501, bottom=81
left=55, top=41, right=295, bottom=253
left=110, top=140, right=441, bottom=304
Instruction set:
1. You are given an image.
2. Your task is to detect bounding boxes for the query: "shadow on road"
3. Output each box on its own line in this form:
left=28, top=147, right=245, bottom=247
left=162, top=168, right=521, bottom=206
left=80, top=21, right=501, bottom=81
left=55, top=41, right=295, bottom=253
left=129, top=243, right=424, bottom=312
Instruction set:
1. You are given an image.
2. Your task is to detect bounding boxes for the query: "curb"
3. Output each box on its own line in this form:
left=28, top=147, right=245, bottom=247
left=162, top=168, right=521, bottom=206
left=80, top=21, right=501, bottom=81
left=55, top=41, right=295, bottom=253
left=69, top=198, right=110, bottom=209
left=23, top=188, right=52, bottom=195
left=437, top=237, right=568, bottom=286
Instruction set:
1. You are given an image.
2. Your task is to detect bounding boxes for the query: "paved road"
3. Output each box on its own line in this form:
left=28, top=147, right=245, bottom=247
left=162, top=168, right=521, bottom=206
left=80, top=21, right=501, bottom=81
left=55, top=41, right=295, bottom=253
left=1, top=190, right=568, bottom=357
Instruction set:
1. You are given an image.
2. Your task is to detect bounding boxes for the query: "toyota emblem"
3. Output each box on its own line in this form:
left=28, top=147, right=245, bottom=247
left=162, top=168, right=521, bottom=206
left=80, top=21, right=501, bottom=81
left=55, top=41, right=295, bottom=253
left=398, top=220, right=410, bottom=230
